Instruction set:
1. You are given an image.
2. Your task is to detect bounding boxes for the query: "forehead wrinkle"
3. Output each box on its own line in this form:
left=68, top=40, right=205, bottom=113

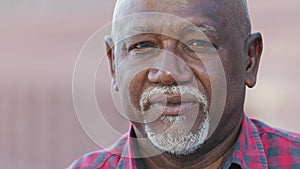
left=120, top=19, right=181, bottom=39
left=118, top=23, right=221, bottom=42
left=129, top=26, right=155, bottom=35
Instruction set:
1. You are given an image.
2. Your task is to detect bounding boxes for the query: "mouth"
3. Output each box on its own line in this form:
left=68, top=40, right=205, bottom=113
left=148, top=94, right=200, bottom=116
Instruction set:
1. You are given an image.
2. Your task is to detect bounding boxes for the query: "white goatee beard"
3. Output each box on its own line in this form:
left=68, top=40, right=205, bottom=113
left=140, top=86, right=209, bottom=155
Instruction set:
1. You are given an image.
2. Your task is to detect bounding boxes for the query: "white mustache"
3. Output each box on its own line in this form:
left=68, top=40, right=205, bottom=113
left=139, top=86, right=208, bottom=112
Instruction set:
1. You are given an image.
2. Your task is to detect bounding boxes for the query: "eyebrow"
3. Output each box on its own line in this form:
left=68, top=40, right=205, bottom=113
left=181, top=24, right=220, bottom=38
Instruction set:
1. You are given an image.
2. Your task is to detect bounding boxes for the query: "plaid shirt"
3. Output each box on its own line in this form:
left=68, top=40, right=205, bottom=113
left=68, top=115, right=300, bottom=169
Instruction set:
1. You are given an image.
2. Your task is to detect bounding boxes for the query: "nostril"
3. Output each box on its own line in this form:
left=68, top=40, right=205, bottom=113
left=159, top=71, right=176, bottom=84
left=148, top=69, right=176, bottom=84
left=149, top=68, right=159, bottom=74
left=148, top=67, right=194, bottom=85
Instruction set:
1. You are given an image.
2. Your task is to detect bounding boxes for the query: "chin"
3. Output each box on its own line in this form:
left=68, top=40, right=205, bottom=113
left=145, top=112, right=210, bottom=156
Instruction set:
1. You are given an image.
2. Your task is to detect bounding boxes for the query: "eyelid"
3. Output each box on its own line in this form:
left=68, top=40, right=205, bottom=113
left=189, top=40, right=219, bottom=50
left=128, top=41, right=158, bottom=52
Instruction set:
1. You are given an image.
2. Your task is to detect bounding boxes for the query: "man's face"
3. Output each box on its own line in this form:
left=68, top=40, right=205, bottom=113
left=109, top=0, right=251, bottom=155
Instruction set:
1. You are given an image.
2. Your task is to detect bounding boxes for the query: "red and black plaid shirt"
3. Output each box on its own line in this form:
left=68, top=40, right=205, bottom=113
left=68, top=115, right=300, bottom=169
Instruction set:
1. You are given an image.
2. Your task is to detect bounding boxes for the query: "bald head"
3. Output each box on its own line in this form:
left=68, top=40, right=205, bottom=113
left=112, top=0, right=251, bottom=40
left=222, top=0, right=251, bottom=39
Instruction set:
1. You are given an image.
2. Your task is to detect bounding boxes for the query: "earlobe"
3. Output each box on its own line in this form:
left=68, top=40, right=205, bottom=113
left=105, top=35, right=118, bottom=91
left=245, top=32, right=263, bottom=88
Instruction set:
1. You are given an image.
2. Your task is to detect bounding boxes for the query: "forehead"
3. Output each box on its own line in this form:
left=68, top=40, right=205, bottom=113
left=113, top=0, right=227, bottom=40
left=113, top=13, right=219, bottom=43
left=114, top=0, right=221, bottom=17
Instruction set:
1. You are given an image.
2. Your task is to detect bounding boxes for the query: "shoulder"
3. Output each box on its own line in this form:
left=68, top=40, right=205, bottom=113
left=67, top=133, right=129, bottom=169
left=251, top=118, right=300, bottom=143
left=67, top=149, right=118, bottom=169
left=250, top=118, right=300, bottom=165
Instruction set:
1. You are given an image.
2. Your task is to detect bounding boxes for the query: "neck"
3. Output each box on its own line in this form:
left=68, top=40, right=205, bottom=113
left=138, top=115, right=243, bottom=169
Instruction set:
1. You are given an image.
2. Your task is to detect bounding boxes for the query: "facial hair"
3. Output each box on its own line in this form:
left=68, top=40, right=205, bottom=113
left=139, top=86, right=209, bottom=155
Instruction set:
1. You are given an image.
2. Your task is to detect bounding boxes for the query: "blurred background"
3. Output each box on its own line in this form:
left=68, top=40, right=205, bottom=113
left=0, top=1, right=299, bottom=168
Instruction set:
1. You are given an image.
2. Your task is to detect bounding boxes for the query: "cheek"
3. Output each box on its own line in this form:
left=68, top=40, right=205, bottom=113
left=119, top=70, right=149, bottom=113
left=219, top=49, right=247, bottom=113
left=188, top=55, right=227, bottom=105
left=190, top=65, right=211, bottom=102
left=223, top=55, right=246, bottom=90
left=118, top=83, right=144, bottom=124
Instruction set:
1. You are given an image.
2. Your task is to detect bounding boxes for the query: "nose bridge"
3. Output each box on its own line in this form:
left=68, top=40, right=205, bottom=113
left=148, top=39, right=193, bottom=84
left=160, top=46, right=182, bottom=74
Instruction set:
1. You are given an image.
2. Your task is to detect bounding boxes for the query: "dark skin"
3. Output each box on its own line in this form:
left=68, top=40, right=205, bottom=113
left=106, top=0, right=263, bottom=168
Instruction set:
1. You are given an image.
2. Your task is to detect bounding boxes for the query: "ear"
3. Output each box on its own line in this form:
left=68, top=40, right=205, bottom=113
left=244, top=32, right=263, bottom=88
left=105, top=35, right=118, bottom=91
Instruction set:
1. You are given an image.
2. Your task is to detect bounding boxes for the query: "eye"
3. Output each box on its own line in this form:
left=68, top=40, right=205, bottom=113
left=188, top=40, right=216, bottom=48
left=190, top=40, right=210, bottom=47
left=128, top=41, right=158, bottom=52
left=183, top=39, right=218, bottom=57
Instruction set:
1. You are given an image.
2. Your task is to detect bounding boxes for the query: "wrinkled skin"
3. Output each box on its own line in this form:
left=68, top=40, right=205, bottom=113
left=106, top=0, right=263, bottom=168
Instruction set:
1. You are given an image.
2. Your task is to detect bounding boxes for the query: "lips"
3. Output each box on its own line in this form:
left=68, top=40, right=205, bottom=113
left=148, top=94, right=200, bottom=116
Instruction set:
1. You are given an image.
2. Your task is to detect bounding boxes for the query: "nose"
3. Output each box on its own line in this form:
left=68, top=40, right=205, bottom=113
left=148, top=49, right=193, bottom=85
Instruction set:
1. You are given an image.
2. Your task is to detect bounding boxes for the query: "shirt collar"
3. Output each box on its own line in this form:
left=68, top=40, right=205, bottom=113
left=122, top=115, right=269, bottom=169
left=117, top=124, right=146, bottom=169
left=222, top=115, right=268, bottom=169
